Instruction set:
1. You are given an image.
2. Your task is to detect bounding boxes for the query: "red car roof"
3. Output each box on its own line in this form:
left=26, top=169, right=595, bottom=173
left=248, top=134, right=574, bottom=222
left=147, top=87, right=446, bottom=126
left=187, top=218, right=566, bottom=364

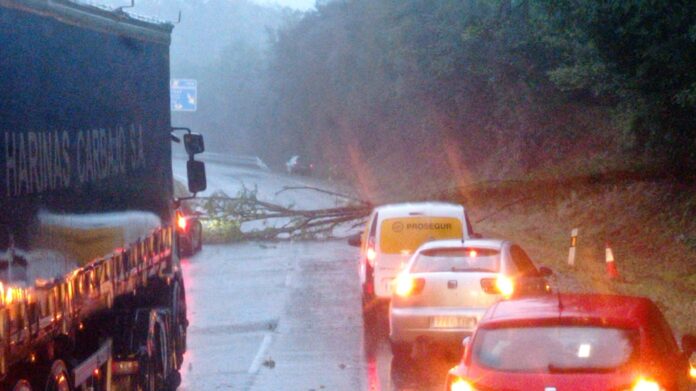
left=481, top=293, right=654, bottom=329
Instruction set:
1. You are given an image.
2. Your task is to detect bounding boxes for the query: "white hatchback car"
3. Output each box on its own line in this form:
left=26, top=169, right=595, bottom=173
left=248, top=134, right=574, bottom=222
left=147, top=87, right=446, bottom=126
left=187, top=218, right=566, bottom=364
left=388, top=239, right=551, bottom=358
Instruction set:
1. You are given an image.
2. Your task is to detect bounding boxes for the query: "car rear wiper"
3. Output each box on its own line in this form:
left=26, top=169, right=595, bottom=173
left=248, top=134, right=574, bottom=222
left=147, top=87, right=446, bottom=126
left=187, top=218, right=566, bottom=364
left=547, top=364, right=615, bottom=374
left=450, top=267, right=494, bottom=273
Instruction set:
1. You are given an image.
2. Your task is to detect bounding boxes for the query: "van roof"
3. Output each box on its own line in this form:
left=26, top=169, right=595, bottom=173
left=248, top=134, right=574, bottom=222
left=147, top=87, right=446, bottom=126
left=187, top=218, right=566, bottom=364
left=373, top=202, right=465, bottom=219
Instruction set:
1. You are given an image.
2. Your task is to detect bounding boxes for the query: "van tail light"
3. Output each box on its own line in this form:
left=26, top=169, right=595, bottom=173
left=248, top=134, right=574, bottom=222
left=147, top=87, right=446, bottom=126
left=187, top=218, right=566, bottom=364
left=631, top=377, right=663, bottom=391
left=176, top=211, right=188, bottom=232
left=480, top=276, right=514, bottom=298
left=449, top=376, right=475, bottom=391
left=366, top=238, right=376, bottom=266
left=394, top=276, right=425, bottom=297
left=112, top=360, right=139, bottom=376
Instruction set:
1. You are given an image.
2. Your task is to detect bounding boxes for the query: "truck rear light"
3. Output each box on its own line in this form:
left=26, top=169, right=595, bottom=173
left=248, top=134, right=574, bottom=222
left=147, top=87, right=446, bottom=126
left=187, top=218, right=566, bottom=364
left=112, top=360, right=139, bottom=376
left=394, top=276, right=425, bottom=297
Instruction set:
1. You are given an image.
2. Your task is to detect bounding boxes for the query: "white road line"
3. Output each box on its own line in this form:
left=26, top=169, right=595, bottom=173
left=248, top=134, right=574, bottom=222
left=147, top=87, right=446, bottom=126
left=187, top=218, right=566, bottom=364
left=247, top=333, right=273, bottom=374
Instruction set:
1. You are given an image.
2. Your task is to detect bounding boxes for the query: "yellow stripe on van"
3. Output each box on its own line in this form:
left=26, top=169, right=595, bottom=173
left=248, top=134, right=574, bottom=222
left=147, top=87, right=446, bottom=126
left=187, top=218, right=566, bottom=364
left=34, top=225, right=124, bottom=266
left=380, top=217, right=462, bottom=254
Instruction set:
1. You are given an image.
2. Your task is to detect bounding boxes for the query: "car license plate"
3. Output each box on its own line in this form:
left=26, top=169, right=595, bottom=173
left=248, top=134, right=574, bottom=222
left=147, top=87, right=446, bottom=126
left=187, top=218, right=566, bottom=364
left=430, top=316, right=476, bottom=329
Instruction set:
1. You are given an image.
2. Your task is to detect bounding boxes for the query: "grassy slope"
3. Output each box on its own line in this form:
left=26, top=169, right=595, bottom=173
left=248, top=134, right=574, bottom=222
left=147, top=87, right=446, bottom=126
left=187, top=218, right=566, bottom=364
left=462, top=180, right=696, bottom=335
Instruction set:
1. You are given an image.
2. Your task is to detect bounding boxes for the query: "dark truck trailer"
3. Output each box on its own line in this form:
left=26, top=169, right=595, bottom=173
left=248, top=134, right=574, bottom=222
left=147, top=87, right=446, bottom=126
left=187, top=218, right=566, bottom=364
left=0, top=1, right=202, bottom=390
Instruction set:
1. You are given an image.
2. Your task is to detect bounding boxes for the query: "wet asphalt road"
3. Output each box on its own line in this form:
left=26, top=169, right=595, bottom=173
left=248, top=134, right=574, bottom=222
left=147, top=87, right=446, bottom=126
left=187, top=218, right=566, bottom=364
left=173, top=154, right=458, bottom=390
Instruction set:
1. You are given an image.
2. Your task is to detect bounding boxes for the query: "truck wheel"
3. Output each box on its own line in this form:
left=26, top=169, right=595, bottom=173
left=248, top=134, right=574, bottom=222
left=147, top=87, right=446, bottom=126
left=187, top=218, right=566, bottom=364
left=170, top=280, right=187, bottom=367
left=140, top=358, right=156, bottom=391
left=44, top=360, right=71, bottom=391
left=11, top=379, right=32, bottom=391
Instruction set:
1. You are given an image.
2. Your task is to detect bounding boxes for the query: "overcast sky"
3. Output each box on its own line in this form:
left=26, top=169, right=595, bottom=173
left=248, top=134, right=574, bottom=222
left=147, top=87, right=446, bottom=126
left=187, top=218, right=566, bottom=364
left=253, top=0, right=316, bottom=11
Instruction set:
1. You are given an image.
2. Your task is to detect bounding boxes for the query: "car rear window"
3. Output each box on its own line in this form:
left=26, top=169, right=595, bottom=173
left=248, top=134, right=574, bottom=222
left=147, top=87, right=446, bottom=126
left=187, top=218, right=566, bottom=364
left=379, top=217, right=463, bottom=254
left=411, top=247, right=499, bottom=273
left=473, top=326, right=639, bottom=373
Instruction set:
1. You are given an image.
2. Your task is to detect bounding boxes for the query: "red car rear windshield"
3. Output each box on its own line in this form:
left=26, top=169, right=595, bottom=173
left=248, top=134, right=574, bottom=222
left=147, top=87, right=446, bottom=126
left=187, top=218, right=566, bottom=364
left=411, top=247, right=499, bottom=273
left=473, top=326, right=638, bottom=373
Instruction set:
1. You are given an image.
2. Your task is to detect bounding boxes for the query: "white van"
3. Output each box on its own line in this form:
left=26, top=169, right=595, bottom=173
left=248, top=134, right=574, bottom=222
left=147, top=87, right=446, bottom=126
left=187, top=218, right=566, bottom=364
left=349, top=202, right=476, bottom=308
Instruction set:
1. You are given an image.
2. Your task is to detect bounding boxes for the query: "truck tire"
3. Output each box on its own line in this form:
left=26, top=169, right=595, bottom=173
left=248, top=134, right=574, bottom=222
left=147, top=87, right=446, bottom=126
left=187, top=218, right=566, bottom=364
left=169, top=280, right=187, bottom=367
left=139, top=325, right=162, bottom=391
left=10, top=379, right=32, bottom=391
left=43, top=360, right=71, bottom=391
left=6, top=365, right=34, bottom=391
left=140, top=357, right=157, bottom=391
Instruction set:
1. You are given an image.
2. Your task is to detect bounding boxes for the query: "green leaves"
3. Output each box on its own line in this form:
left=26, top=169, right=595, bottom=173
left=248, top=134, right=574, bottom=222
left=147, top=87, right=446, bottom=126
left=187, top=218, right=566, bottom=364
left=258, top=0, right=695, bottom=185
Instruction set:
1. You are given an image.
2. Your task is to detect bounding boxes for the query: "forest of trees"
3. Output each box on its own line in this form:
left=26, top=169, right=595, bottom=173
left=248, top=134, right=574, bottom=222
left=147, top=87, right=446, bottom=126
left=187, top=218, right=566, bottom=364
left=115, top=0, right=694, bottom=193
left=247, top=0, right=695, bottom=193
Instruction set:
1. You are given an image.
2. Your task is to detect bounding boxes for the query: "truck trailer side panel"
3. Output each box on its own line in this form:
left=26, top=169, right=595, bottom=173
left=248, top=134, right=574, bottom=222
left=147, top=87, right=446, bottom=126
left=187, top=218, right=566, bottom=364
left=0, top=2, right=187, bottom=389
left=0, top=1, right=174, bottom=251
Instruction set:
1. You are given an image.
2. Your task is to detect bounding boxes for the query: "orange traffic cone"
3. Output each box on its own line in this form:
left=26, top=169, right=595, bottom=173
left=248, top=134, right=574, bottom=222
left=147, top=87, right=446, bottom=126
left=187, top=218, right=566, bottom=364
left=605, top=242, right=620, bottom=280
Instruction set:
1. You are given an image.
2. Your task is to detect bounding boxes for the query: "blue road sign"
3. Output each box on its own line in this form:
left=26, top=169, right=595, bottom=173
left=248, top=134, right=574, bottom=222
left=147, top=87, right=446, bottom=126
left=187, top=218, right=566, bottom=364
left=171, top=79, right=197, bottom=112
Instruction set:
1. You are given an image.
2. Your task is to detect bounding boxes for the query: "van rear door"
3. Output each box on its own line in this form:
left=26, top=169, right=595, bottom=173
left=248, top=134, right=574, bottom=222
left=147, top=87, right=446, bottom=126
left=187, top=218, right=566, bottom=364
left=373, top=216, right=463, bottom=297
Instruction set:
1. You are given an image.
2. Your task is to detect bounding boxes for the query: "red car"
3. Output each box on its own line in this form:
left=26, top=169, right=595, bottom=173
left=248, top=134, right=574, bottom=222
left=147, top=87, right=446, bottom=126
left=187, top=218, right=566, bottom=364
left=446, top=293, right=696, bottom=391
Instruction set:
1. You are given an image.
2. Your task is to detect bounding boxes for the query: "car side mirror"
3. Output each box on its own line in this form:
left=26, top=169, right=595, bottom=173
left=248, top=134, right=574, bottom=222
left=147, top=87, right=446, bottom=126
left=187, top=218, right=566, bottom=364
left=347, top=232, right=362, bottom=247
left=682, top=335, right=696, bottom=355
left=187, top=160, right=207, bottom=194
left=538, top=266, right=553, bottom=277
left=183, top=133, right=205, bottom=156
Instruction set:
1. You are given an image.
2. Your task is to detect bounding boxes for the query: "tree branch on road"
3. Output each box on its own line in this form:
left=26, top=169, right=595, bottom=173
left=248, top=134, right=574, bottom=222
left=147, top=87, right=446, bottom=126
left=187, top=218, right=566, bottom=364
left=195, top=187, right=371, bottom=242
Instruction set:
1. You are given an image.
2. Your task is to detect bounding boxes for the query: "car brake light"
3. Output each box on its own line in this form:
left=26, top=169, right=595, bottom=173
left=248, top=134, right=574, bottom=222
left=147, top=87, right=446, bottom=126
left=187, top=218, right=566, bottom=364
left=112, top=360, right=139, bottom=375
left=177, top=212, right=187, bottom=231
left=394, top=276, right=425, bottom=297
left=690, top=363, right=696, bottom=379
left=496, top=276, right=514, bottom=297
left=632, top=377, right=663, bottom=391
left=480, top=276, right=514, bottom=298
left=450, top=376, right=475, bottom=391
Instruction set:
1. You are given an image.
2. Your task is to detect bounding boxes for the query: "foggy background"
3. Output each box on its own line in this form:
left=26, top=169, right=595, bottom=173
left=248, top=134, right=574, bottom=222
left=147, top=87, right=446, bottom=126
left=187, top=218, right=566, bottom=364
left=100, top=0, right=695, bottom=201
left=101, top=0, right=308, bottom=155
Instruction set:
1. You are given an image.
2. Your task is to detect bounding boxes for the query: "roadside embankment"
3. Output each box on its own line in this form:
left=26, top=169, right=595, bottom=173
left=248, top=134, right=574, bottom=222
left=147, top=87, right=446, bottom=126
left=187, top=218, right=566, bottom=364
left=455, top=178, right=696, bottom=335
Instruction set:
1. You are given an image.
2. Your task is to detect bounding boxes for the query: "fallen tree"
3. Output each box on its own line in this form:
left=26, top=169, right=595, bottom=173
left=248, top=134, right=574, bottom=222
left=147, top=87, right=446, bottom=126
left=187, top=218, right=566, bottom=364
left=192, top=186, right=372, bottom=242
